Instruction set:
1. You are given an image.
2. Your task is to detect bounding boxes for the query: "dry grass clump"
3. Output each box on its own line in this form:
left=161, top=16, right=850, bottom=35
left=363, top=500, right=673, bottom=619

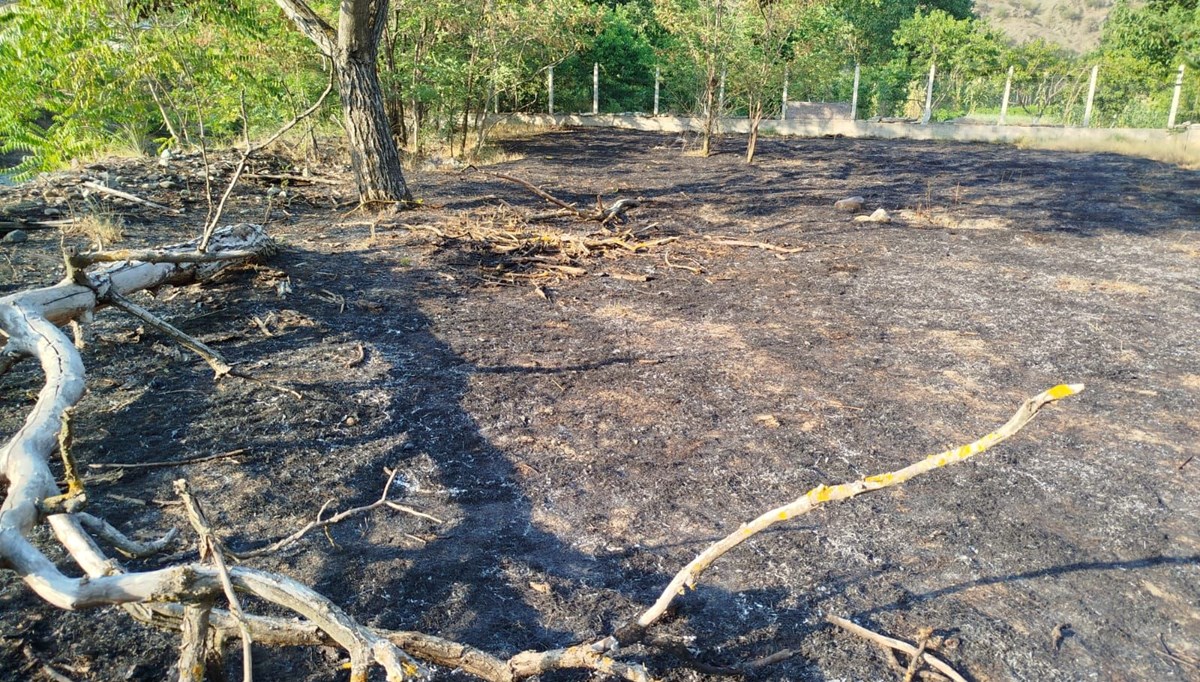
left=66, top=207, right=125, bottom=249
left=1014, top=134, right=1200, bottom=168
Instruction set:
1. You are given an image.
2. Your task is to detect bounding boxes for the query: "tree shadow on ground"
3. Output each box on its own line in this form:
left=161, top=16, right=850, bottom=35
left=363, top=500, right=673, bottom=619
left=856, top=554, right=1200, bottom=620
left=78, top=243, right=852, bottom=680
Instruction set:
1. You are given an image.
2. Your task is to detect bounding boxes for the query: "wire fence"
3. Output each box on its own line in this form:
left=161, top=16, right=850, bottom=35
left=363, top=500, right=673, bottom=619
left=533, top=60, right=1198, bottom=131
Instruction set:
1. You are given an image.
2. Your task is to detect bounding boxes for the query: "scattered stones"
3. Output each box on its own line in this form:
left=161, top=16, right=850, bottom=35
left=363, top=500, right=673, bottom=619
left=2, top=229, right=29, bottom=244
left=854, top=208, right=891, bottom=223
left=834, top=196, right=865, bottom=212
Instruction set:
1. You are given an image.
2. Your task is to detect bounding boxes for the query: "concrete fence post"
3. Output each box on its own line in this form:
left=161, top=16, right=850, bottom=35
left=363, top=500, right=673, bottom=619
left=1083, top=65, right=1099, bottom=127
left=781, top=66, right=789, bottom=122
left=921, top=61, right=936, bottom=125
left=999, top=65, right=1014, bottom=126
left=593, top=62, right=599, bottom=115
left=548, top=66, right=554, bottom=115
left=850, top=63, right=861, bottom=121
left=654, top=66, right=660, bottom=116
left=1168, top=64, right=1185, bottom=129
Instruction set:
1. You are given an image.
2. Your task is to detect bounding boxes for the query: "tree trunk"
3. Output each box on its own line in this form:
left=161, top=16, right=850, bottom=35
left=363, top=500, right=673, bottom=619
left=335, top=52, right=412, bottom=205
left=273, top=0, right=411, bottom=205
left=701, top=62, right=717, bottom=157
left=746, top=100, right=762, bottom=164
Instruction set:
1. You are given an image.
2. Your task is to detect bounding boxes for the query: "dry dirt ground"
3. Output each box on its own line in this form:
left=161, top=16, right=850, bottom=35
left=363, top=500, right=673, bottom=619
left=1, top=128, right=1199, bottom=682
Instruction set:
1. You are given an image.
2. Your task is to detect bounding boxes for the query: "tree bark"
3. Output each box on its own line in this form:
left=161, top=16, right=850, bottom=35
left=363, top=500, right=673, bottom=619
left=746, top=99, right=762, bottom=164
left=701, top=61, right=717, bottom=157
left=335, top=52, right=412, bottom=204
left=274, top=0, right=412, bottom=205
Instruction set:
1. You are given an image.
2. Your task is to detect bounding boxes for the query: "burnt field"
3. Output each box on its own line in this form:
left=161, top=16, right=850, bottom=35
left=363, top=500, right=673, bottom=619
left=1, top=128, right=1199, bottom=681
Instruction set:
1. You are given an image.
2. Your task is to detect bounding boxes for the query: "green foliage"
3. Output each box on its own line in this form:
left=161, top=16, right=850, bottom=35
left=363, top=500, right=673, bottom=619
left=0, top=0, right=329, bottom=177
left=3, top=0, right=1198, bottom=175
left=883, top=9, right=1005, bottom=117
left=557, top=4, right=660, bottom=112
left=1089, top=0, right=1199, bottom=125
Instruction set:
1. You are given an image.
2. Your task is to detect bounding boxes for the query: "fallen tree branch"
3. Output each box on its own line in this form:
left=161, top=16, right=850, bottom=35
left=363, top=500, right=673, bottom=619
left=82, top=181, right=181, bottom=214
left=620, top=383, right=1084, bottom=640
left=107, top=290, right=234, bottom=378
left=466, top=168, right=641, bottom=224
left=243, top=172, right=341, bottom=186
left=75, top=512, right=178, bottom=559
left=704, top=235, right=804, bottom=254
left=176, top=479, right=255, bottom=682
left=71, top=249, right=261, bottom=266
left=826, top=615, right=967, bottom=682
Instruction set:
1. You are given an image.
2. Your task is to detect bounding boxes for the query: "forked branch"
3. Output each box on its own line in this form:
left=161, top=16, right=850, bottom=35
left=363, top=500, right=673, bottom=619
left=619, top=383, right=1084, bottom=640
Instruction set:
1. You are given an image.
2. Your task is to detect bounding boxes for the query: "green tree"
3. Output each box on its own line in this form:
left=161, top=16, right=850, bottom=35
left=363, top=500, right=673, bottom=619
left=890, top=8, right=1005, bottom=119
left=0, top=0, right=324, bottom=179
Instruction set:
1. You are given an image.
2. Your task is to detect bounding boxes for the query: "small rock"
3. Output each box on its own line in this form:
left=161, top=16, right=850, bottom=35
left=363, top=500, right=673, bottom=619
left=854, top=208, right=892, bottom=223
left=834, top=196, right=865, bottom=212
left=158, top=180, right=175, bottom=189
left=43, top=207, right=61, bottom=217
left=2, top=229, right=29, bottom=244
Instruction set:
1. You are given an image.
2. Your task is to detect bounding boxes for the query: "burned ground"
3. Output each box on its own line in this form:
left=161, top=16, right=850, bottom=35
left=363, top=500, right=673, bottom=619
left=1, top=129, right=1198, bottom=681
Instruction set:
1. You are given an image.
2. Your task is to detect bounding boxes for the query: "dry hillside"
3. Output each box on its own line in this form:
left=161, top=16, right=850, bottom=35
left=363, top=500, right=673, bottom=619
left=975, top=0, right=1119, bottom=52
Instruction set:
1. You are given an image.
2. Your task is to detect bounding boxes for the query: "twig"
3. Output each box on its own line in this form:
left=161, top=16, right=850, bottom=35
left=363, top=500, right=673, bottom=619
left=626, top=384, right=1083, bottom=637
left=82, top=181, right=181, bottom=214
left=106, top=291, right=233, bottom=378
left=904, top=628, right=934, bottom=682
left=466, top=168, right=640, bottom=224
left=21, top=645, right=76, bottom=682
left=826, top=616, right=968, bottom=682
left=39, top=410, right=86, bottom=515
left=704, top=235, right=804, bottom=254
left=87, top=448, right=251, bottom=470
left=1158, top=633, right=1200, bottom=671
left=745, top=648, right=800, bottom=669
left=233, top=469, right=441, bottom=560
left=663, top=249, right=703, bottom=274
left=470, top=168, right=577, bottom=211
left=175, top=480, right=254, bottom=682
left=199, top=65, right=334, bottom=251
left=244, top=172, right=341, bottom=186
left=75, top=512, right=178, bottom=558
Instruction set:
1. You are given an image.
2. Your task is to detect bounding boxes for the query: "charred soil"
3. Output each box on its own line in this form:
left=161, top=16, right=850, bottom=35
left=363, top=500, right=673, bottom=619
left=1, top=129, right=1199, bottom=681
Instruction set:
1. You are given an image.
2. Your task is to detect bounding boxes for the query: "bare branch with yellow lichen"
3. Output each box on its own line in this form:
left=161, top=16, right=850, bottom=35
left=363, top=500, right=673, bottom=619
left=629, top=383, right=1084, bottom=634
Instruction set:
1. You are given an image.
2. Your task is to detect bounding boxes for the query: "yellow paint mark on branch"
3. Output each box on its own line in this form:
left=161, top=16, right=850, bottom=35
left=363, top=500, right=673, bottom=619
left=635, top=384, right=1083, bottom=630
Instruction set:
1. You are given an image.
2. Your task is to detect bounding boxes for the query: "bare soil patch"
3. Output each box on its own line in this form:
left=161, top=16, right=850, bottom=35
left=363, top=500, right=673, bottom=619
left=2, top=129, right=1199, bottom=681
